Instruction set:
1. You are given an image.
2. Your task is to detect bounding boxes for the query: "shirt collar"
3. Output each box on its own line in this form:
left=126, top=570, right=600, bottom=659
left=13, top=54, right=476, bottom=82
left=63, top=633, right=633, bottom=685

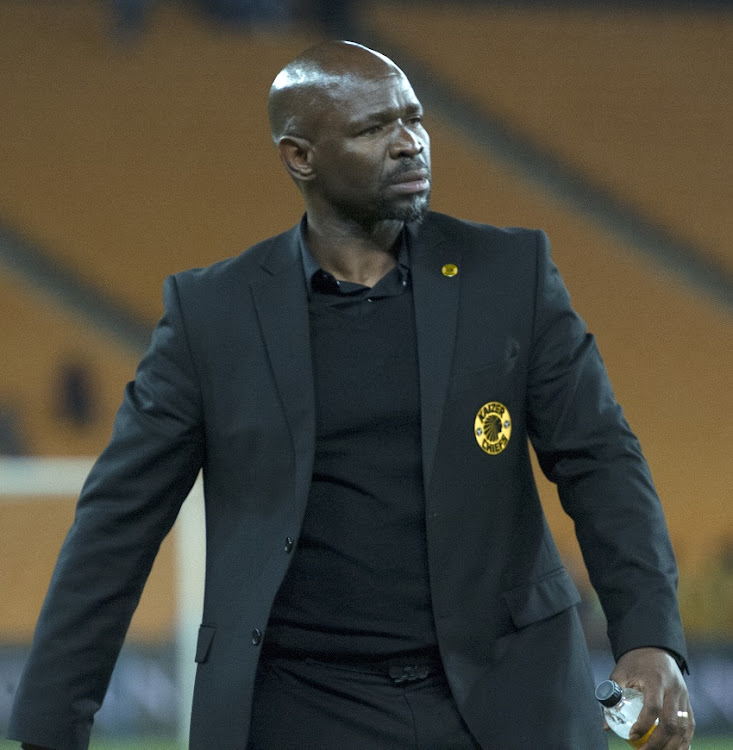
left=298, top=215, right=411, bottom=297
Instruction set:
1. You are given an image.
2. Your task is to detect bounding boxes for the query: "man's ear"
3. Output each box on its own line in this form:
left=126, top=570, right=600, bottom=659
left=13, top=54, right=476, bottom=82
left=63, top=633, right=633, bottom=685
left=277, top=136, right=316, bottom=182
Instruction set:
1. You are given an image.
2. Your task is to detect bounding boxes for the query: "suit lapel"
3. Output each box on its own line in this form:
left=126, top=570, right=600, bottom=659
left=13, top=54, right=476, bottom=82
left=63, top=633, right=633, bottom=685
left=250, top=229, right=315, bottom=468
left=248, top=218, right=462, bottom=496
left=409, top=220, right=463, bottom=494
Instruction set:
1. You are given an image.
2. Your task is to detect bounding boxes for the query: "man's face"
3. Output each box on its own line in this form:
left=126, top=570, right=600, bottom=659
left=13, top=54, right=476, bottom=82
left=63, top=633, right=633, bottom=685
left=308, top=71, right=431, bottom=226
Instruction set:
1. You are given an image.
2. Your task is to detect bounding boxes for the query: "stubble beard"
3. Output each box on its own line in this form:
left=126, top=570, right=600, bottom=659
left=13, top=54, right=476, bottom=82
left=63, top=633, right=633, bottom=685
left=372, top=189, right=431, bottom=225
left=326, top=181, right=431, bottom=230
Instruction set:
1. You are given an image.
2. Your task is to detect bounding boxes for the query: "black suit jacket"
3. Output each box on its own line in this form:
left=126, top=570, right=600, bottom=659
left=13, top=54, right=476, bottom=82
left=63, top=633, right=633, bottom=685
left=9, top=213, right=687, bottom=749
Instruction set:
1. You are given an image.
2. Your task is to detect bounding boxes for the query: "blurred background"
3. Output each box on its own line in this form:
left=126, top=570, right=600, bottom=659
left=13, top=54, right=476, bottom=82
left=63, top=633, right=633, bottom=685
left=0, top=0, right=731, bottom=746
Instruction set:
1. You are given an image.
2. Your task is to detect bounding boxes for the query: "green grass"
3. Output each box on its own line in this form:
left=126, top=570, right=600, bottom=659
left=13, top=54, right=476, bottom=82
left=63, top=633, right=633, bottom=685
left=609, top=737, right=733, bottom=750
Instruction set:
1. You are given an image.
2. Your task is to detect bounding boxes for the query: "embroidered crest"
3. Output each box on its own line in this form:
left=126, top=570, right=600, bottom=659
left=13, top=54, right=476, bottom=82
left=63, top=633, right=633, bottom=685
left=474, top=401, right=512, bottom=455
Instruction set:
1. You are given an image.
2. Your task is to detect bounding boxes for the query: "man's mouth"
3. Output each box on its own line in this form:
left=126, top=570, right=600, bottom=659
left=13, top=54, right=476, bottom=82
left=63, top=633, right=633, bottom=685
left=387, top=169, right=431, bottom=194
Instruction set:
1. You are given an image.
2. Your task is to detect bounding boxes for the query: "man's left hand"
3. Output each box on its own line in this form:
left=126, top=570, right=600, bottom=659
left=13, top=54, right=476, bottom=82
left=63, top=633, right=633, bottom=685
left=610, top=646, right=694, bottom=749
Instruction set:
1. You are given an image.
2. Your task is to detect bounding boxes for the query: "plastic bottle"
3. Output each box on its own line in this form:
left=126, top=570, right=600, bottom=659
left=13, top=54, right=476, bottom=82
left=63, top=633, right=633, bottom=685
left=595, top=679, right=659, bottom=748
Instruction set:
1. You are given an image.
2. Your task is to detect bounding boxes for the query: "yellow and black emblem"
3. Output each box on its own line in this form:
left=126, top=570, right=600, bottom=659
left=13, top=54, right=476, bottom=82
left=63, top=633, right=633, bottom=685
left=474, top=401, right=512, bottom=455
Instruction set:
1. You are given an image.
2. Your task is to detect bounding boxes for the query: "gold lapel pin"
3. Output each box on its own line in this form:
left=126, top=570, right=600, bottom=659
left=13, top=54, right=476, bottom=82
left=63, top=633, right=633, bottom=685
left=441, top=263, right=458, bottom=277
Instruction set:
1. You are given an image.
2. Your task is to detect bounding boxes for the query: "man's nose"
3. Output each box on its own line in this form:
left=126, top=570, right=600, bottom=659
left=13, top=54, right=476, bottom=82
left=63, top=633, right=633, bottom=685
left=390, top=122, right=424, bottom=158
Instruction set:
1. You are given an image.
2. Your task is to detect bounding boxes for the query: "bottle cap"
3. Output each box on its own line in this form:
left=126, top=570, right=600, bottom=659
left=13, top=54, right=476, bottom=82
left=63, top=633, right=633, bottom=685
left=595, top=680, right=623, bottom=707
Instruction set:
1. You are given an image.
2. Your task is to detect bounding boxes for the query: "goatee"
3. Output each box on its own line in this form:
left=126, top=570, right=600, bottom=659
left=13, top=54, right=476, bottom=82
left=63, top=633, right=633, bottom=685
left=375, top=192, right=430, bottom=225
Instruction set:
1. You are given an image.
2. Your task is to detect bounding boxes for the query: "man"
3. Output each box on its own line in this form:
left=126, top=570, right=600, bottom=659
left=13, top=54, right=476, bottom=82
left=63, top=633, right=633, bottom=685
left=9, top=41, right=693, bottom=749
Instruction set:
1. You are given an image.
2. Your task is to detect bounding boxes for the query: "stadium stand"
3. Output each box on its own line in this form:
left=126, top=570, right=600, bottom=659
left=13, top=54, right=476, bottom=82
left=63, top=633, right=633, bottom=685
left=0, top=273, right=139, bottom=457
left=0, top=271, right=176, bottom=640
left=0, top=1, right=730, bottom=646
left=362, top=2, right=733, bottom=277
left=0, top=1, right=319, bottom=323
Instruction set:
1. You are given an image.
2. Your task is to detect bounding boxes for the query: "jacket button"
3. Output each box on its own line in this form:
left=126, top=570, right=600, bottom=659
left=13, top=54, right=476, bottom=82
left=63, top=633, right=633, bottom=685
left=284, top=536, right=294, bottom=553
left=251, top=628, right=262, bottom=645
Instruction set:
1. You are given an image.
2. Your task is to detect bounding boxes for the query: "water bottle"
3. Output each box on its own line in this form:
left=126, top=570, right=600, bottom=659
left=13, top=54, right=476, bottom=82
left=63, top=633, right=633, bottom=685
left=595, top=679, right=659, bottom=748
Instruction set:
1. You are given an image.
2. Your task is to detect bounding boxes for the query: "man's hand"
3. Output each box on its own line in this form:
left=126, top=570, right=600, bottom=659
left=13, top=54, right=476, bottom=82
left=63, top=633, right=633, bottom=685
left=610, top=647, right=694, bottom=749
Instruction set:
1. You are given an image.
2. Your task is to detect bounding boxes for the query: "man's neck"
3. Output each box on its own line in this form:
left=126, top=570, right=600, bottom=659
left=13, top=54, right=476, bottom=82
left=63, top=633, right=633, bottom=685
left=305, top=215, right=403, bottom=287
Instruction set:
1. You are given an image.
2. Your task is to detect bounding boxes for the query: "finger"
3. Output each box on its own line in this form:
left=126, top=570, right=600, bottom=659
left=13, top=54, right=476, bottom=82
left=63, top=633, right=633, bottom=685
left=669, top=704, right=695, bottom=750
left=629, top=689, right=663, bottom=748
left=632, top=676, right=692, bottom=749
left=637, top=705, right=694, bottom=750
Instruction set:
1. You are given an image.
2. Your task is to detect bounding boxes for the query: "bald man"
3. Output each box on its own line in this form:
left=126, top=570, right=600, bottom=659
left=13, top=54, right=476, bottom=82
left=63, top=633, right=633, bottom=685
left=9, top=41, right=693, bottom=749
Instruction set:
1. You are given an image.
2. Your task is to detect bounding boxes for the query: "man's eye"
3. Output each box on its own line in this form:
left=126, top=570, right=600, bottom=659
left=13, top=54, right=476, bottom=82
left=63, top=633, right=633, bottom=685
left=361, top=124, right=382, bottom=136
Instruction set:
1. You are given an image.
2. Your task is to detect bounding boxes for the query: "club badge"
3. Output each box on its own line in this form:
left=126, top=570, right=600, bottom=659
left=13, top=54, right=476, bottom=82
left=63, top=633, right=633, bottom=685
left=474, top=401, right=512, bottom=455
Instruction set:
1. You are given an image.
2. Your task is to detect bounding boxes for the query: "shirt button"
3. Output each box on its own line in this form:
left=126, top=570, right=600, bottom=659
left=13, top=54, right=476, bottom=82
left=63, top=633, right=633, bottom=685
left=251, top=628, right=262, bottom=645
left=284, top=536, right=294, bottom=553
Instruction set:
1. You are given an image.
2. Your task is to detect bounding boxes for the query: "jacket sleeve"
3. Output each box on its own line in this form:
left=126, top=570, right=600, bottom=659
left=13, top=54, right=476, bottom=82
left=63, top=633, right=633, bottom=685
left=8, top=275, right=205, bottom=750
left=525, top=230, right=687, bottom=670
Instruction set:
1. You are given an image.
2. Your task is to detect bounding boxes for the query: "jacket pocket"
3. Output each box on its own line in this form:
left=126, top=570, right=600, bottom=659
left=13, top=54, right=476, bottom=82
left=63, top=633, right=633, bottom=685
left=502, top=568, right=580, bottom=629
left=449, top=338, right=520, bottom=398
left=195, top=625, right=217, bottom=663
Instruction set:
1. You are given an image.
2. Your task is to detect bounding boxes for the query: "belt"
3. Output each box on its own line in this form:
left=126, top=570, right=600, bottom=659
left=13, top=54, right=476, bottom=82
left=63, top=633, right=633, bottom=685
left=309, top=658, right=443, bottom=684
left=385, top=664, right=435, bottom=684
left=262, top=645, right=443, bottom=684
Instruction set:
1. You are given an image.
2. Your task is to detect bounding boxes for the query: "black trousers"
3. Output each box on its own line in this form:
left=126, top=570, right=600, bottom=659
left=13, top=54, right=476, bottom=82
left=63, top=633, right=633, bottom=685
left=248, top=655, right=480, bottom=749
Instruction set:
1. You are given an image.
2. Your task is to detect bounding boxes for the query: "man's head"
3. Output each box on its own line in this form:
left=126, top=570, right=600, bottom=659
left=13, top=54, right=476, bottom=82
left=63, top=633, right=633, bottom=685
left=268, top=41, right=431, bottom=227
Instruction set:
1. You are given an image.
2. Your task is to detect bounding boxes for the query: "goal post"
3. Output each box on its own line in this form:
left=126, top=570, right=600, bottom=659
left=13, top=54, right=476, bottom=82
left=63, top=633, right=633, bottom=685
left=0, top=456, right=205, bottom=747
